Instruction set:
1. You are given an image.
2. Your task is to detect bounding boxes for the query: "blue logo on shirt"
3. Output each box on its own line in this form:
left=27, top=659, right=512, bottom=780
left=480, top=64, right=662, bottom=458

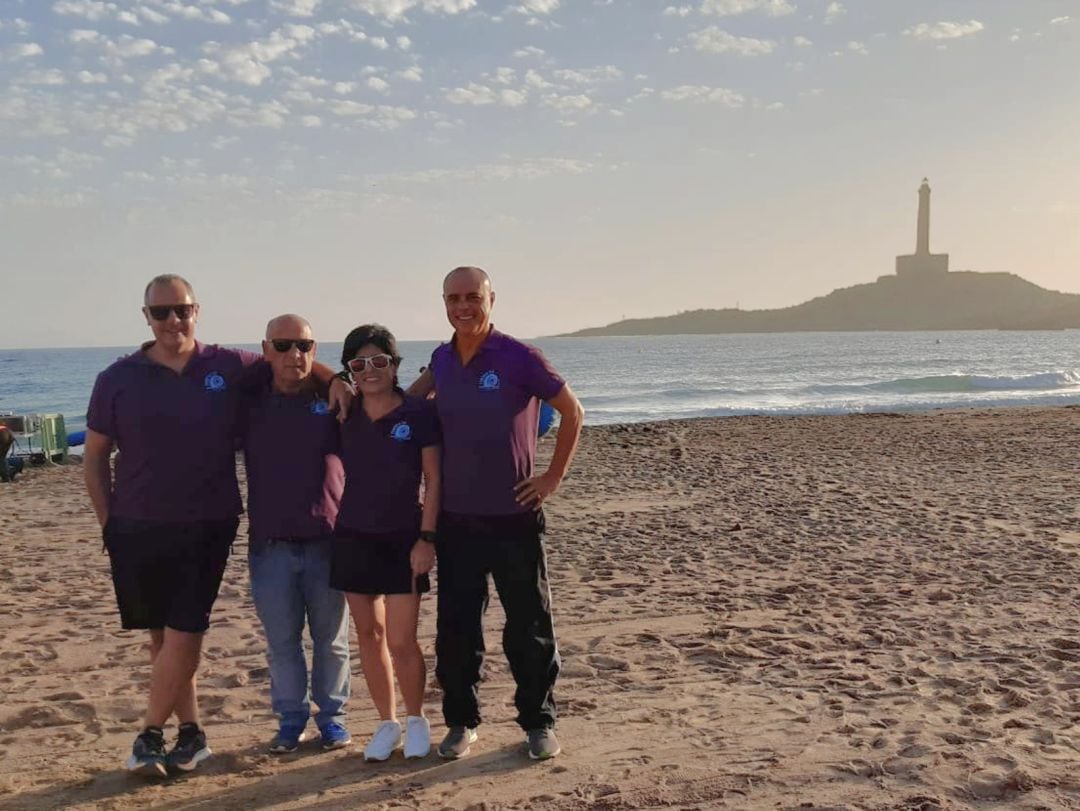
left=311, top=399, right=330, bottom=416
left=390, top=421, right=412, bottom=442
left=204, top=372, right=227, bottom=392
left=479, top=370, right=501, bottom=392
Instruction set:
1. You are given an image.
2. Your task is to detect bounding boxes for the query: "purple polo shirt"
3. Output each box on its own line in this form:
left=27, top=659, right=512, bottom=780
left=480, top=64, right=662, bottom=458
left=86, top=341, right=263, bottom=522
left=241, top=386, right=344, bottom=545
left=337, top=396, right=440, bottom=533
left=430, top=328, right=564, bottom=516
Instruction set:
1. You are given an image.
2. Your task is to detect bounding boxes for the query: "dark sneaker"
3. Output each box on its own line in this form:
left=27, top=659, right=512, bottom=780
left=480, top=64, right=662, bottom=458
left=166, top=722, right=212, bottom=773
left=319, top=721, right=352, bottom=751
left=437, top=726, right=478, bottom=759
left=527, top=727, right=561, bottom=760
left=126, top=727, right=167, bottom=778
left=269, top=725, right=306, bottom=755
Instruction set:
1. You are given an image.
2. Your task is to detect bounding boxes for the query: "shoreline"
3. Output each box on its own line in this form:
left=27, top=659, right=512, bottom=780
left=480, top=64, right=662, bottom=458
left=2, top=406, right=1080, bottom=808
left=25, top=400, right=1080, bottom=452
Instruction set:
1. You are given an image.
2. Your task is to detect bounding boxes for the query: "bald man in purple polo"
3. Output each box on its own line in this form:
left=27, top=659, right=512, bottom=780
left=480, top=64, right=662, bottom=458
left=410, top=266, right=584, bottom=761
left=84, top=275, right=350, bottom=778
left=242, top=314, right=352, bottom=755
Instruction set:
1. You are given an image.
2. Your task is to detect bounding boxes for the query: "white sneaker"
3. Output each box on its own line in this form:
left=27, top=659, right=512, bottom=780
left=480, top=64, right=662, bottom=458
left=363, top=720, right=402, bottom=762
left=403, top=715, right=431, bottom=759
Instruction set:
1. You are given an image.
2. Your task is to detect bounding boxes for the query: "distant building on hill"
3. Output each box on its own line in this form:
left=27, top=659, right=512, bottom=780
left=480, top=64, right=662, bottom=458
left=896, top=178, right=949, bottom=278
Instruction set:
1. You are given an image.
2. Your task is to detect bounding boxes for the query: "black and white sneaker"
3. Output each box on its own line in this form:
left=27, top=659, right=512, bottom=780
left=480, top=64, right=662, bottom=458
left=126, top=727, right=168, bottom=778
left=166, top=722, right=212, bottom=773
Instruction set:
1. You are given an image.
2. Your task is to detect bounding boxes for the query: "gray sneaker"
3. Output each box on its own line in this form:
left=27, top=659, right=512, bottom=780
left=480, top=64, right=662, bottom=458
left=527, top=727, right=561, bottom=760
left=437, top=726, right=478, bottom=759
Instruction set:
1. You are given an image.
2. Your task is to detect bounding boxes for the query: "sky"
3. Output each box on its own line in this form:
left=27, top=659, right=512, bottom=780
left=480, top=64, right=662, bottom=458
left=1, top=0, right=1078, bottom=348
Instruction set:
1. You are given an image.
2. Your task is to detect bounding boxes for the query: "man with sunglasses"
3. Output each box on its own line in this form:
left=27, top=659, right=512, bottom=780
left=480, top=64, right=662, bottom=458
left=241, top=315, right=351, bottom=755
left=409, top=266, right=585, bottom=761
left=84, top=276, right=352, bottom=777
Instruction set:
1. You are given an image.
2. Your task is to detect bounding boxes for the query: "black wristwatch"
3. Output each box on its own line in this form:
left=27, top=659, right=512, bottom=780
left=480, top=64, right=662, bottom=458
left=419, top=530, right=437, bottom=543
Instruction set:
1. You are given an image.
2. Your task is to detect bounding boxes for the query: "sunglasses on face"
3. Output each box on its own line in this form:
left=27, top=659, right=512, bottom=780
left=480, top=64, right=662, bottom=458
left=347, top=354, right=394, bottom=373
left=147, top=304, right=196, bottom=321
left=270, top=339, right=314, bottom=353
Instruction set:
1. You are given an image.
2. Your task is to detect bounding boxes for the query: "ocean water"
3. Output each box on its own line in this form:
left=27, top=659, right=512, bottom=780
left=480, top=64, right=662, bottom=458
left=2, top=332, right=1079, bottom=444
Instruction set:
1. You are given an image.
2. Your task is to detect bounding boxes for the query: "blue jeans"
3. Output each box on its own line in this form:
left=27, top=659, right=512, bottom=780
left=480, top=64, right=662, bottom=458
left=249, top=537, right=350, bottom=730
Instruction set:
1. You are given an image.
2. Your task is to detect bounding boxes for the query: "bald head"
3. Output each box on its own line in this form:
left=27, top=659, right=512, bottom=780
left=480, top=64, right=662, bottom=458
left=263, top=314, right=315, bottom=393
left=265, top=314, right=312, bottom=340
left=443, top=266, right=491, bottom=293
left=443, top=266, right=495, bottom=339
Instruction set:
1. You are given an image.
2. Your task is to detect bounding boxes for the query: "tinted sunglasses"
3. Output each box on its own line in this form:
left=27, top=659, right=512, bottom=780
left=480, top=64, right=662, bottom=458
left=347, top=354, right=394, bottom=373
left=270, top=339, right=314, bottom=353
left=147, top=304, right=196, bottom=321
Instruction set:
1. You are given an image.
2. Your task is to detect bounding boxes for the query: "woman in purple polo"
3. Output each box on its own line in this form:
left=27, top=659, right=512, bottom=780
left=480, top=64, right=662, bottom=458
left=330, top=324, right=441, bottom=762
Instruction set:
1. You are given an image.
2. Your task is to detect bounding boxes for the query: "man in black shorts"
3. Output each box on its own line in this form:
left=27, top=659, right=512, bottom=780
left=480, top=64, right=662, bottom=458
left=84, top=276, right=350, bottom=776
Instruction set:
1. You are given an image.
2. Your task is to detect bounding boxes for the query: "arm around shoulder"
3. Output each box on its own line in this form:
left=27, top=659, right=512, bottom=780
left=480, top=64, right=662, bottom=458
left=406, top=367, right=435, bottom=399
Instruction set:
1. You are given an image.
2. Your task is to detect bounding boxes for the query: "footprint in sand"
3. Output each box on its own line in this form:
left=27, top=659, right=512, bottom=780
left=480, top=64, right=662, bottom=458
left=2, top=702, right=97, bottom=730
left=586, top=654, right=629, bottom=672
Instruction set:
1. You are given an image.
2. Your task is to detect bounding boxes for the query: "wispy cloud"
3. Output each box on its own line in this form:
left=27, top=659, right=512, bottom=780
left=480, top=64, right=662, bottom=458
left=201, top=24, right=317, bottom=86
left=661, top=84, right=745, bottom=107
left=4, top=42, right=44, bottom=61
left=689, top=27, right=776, bottom=56
left=904, top=20, right=985, bottom=41
left=699, top=0, right=795, bottom=18
left=272, top=0, right=323, bottom=16
left=513, top=0, right=560, bottom=15
left=343, top=0, right=477, bottom=21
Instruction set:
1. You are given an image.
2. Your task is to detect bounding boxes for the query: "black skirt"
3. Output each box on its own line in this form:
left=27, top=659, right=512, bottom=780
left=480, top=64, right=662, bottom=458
left=330, top=526, right=431, bottom=595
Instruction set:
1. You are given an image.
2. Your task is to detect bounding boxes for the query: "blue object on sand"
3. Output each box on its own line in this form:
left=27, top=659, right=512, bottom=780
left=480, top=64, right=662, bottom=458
left=67, top=431, right=86, bottom=447
left=538, top=402, right=557, bottom=437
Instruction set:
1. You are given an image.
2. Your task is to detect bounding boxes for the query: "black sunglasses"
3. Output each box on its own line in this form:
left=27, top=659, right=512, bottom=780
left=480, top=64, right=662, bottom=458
left=147, top=304, right=196, bottom=321
left=270, top=339, right=314, bottom=353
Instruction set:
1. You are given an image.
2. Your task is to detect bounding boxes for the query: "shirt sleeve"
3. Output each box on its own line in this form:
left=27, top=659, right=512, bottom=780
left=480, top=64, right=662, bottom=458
left=521, top=344, right=565, bottom=402
left=231, top=347, right=265, bottom=367
left=229, top=350, right=271, bottom=393
left=323, top=410, right=342, bottom=456
left=235, top=388, right=258, bottom=447
left=85, top=370, right=117, bottom=438
left=417, top=399, right=442, bottom=448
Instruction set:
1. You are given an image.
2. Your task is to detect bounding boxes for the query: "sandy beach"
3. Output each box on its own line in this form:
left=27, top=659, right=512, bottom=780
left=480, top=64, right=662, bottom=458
left=2, top=407, right=1080, bottom=810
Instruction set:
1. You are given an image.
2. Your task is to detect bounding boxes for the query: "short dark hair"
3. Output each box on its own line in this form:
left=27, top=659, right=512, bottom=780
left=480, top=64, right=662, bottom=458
left=144, top=274, right=195, bottom=304
left=341, top=324, right=402, bottom=390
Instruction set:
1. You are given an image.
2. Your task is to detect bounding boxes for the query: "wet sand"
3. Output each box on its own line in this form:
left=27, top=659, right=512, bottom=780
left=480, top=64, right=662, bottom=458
left=2, top=407, right=1080, bottom=810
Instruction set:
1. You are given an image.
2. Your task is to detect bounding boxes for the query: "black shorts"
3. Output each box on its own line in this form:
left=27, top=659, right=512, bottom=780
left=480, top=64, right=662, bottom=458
left=330, top=527, right=430, bottom=596
left=103, top=517, right=238, bottom=633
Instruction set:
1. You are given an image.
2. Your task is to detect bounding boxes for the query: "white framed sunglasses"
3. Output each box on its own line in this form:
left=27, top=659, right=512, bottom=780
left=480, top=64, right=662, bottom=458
left=347, top=354, right=395, bottom=373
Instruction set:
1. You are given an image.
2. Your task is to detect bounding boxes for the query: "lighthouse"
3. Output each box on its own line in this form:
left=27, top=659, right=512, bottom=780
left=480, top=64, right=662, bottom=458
left=896, top=178, right=949, bottom=277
